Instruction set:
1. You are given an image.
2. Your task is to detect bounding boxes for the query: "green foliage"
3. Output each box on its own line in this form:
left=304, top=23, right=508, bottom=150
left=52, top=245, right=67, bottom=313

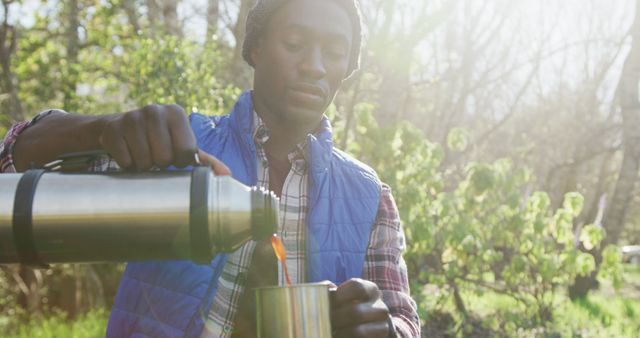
left=2, top=309, right=107, bottom=338
left=3, top=2, right=635, bottom=336
left=580, top=224, right=605, bottom=251
left=12, top=2, right=238, bottom=120
left=336, top=108, right=624, bottom=332
left=447, top=127, right=468, bottom=152
left=599, top=245, right=625, bottom=289
left=17, top=290, right=640, bottom=337
left=441, top=284, right=640, bottom=337
left=115, top=36, right=240, bottom=115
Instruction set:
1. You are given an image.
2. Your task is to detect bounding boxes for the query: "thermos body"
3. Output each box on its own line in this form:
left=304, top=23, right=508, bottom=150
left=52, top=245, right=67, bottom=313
left=0, top=168, right=278, bottom=266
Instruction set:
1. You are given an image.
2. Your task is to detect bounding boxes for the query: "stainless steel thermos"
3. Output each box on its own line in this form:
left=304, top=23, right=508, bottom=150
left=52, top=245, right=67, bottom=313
left=0, top=167, right=278, bottom=267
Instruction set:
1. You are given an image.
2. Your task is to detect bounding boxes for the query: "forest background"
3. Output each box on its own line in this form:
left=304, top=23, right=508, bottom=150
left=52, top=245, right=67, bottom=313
left=1, top=0, right=639, bottom=337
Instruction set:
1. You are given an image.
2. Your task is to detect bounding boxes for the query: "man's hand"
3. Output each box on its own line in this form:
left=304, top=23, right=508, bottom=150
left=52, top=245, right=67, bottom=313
left=197, top=149, right=231, bottom=176
left=331, top=278, right=393, bottom=338
left=99, top=104, right=230, bottom=175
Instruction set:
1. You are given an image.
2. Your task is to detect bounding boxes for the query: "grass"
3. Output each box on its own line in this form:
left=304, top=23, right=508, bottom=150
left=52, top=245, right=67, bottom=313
left=2, top=310, right=108, bottom=338
left=438, top=290, right=640, bottom=337
left=559, top=293, right=640, bottom=337
left=3, top=266, right=640, bottom=337
left=422, top=264, right=640, bottom=337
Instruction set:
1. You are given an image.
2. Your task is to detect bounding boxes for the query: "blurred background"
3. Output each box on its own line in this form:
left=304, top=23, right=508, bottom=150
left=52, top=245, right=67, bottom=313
left=1, top=0, right=639, bottom=337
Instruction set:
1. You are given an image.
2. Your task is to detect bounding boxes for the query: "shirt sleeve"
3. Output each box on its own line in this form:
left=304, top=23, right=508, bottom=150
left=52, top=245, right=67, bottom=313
left=362, top=183, right=421, bottom=338
left=0, top=109, right=119, bottom=173
left=0, top=110, right=65, bottom=173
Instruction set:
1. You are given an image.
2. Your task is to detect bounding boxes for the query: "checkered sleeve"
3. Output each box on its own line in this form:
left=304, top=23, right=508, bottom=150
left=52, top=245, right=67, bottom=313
left=0, top=110, right=65, bottom=173
left=0, top=109, right=119, bottom=173
left=363, top=183, right=421, bottom=338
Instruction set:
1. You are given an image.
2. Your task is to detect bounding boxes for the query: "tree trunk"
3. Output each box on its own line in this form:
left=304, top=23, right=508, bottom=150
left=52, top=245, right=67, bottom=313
left=450, top=279, right=468, bottom=319
left=122, top=0, right=141, bottom=33
left=161, top=0, right=181, bottom=37
left=206, top=0, right=219, bottom=42
left=376, top=51, right=411, bottom=125
left=13, top=266, right=43, bottom=318
left=145, top=0, right=160, bottom=36
left=229, top=0, right=255, bottom=88
left=232, top=0, right=254, bottom=63
left=340, top=72, right=363, bottom=150
left=603, top=0, right=640, bottom=246
left=367, top=2, right=412, bottom=126
left=63, top=0, right=80, bottom=112
left=570, top=0, right=640, bottom=298
left=0, top=0, right=24, bottom=124
left=583, top=152, right=615, bottom=227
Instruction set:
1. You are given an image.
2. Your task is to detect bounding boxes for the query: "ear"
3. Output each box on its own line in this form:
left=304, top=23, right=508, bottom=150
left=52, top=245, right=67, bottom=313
left=250, top=38, right=264, bottom=66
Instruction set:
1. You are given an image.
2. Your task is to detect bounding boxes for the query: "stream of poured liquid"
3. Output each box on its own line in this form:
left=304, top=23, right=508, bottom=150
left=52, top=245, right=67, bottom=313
left=271, top=234, right=292, bottom=286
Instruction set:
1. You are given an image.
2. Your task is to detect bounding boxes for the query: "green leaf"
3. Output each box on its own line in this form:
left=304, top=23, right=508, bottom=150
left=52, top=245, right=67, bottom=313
left=511, top=255, right=526, bottom=274
left=579, top=224, right=605, bottom=250
left=460, top=234, right=478, bottom=253
left=601, top=245, right=621, bottom=267
left=575, top=252, right=596, bottom=276
left=447, top=127, right=468, bottom=152
left=467, top=164, right=495, bottom=195
left=563, top=192, right=584, bottom=217
left=527, top=192, right=550, bottom=213
left=553, top=209, right=575, bottom=246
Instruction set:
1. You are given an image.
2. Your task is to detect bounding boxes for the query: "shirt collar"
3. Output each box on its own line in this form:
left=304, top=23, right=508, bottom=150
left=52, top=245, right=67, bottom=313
left=251, top=111, right=310, bottom=165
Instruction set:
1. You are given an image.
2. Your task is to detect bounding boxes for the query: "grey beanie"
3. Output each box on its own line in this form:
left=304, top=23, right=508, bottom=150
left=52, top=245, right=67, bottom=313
left=242, top=0, right=363, bottom=78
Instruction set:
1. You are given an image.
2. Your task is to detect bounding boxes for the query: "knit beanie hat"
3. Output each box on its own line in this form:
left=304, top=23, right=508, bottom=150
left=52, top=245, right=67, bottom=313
left=242, top=0, right=363, bottom=78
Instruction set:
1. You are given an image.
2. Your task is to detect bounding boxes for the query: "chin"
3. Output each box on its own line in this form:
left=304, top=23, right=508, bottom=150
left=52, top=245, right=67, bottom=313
left=280, top=94, right=323, bottom=115
left=284, top=106, right=324, bottom=127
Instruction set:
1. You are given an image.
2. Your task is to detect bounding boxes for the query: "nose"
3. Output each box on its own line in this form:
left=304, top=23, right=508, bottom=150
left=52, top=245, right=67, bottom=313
left=300, top=45, right=327, bottom=79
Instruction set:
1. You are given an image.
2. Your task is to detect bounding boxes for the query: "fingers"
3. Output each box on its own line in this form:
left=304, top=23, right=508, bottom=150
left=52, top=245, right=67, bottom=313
left=331, top=298, right=389, bottom=331
left=197, top=149, right=231, bottom=176
left=98, top=104, right=231, bottom=174
left=122, top=112, right=153, bottom=171
left=166, top=104, right=197, bottom=168
left=99, top=120, right=132, bottom=169
left=326, top=281, right=338, bottom=289
left=330, top=279, right=389, bottom=337
left=99, top=104, right=199, bottom=170
left=333, top=320, right=389, bottom=338
left=146, top=108, right=173, bottom=168
left=333, top=278, right=381, bottom=305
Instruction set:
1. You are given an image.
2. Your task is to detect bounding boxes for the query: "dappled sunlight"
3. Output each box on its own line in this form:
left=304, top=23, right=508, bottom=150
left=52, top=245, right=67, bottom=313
left=1, top=0, right=639, bottom=337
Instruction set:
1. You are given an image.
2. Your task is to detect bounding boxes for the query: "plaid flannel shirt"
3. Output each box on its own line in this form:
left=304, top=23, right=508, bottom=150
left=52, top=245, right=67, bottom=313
left=1, top=111, right=421, bottom=338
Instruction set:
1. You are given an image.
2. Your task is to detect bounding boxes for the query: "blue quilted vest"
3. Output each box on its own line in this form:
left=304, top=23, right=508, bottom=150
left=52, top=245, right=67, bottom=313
left=106, top=92, right=381, bottom=337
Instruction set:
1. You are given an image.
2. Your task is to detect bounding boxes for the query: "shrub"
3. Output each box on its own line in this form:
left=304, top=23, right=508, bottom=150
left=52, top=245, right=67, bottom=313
left=2, top=309, right=107, bottom=338
left=334, top=107, right=622, bottom=332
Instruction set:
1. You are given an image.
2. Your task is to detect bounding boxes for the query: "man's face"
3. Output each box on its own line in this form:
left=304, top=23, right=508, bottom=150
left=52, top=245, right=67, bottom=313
left=251, top=0, right=353, bottom=127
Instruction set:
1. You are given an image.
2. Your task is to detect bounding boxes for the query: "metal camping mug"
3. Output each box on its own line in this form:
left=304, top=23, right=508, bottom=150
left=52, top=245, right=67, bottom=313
left=255, top=282, right=333, bottom=338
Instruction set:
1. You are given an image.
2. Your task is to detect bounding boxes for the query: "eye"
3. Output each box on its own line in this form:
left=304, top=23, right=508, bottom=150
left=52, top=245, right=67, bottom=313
left=283, top=39, right=303, bottom=52
left=326, top=45, right=348, bottom=60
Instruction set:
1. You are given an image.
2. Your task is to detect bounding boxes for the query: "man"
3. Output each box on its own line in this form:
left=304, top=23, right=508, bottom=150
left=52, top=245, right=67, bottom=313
left=0, top=0, right=420, bottom=337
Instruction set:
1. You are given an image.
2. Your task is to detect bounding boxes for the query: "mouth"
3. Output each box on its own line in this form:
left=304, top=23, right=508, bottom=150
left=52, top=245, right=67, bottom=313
left=288, top=84, right=327, bottom=106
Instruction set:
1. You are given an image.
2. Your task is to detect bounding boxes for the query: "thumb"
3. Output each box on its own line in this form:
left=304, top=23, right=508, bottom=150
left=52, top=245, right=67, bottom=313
left=323, top=280, right=338, bottom=290
left=197, top=149, right=232, bottom=176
